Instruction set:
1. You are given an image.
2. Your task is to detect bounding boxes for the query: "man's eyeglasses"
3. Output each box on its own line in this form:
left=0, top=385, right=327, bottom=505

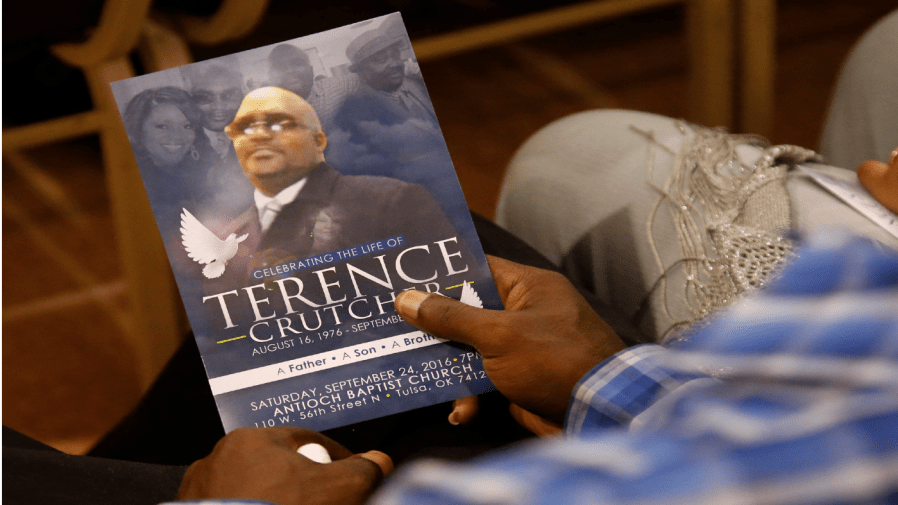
left=226, top=117, right=300, bottom=138
left=191, top=89, right=244, bottom=105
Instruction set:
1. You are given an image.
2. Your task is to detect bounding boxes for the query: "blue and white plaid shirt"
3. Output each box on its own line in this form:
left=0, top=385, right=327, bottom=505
left=371, top=232, right=898, bottom=505
left=180, top=231, right=898, bottom=505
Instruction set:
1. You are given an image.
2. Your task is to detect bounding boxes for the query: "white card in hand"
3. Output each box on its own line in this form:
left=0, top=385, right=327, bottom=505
left=798, top=165, right=898, bottom=240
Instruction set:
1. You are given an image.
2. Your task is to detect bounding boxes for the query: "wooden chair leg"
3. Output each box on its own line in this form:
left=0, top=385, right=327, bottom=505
left=80, top=17, right=197, bottom=388
left=686, top=0, right=734, bottom=129
left=138, top=18, right=193, bottom=73
left=173, top=0, right=270, bottom=46
left=739, top=0, right=776, bottom=138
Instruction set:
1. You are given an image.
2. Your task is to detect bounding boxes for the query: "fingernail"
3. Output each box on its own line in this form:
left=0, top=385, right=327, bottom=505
left=359, top=450, right=394, bottom=475
left=396, top=290, right=429, bottom=319
left=448, top=410, right=460, bottom=425
left=889, top=149, right=898, bottom=166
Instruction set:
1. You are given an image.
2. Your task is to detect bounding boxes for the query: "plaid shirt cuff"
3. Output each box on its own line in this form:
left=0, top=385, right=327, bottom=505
left=564, top=344, right=692, bottom=436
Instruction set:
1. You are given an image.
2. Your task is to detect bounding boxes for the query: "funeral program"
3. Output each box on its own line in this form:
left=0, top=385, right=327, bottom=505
left=111, top=12, right=501, bottom=432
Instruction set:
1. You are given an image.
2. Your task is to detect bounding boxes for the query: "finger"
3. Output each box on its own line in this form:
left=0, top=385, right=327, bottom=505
left=449, top=396, right=479, bottom=425
left=271, top=427, right=354, bottom=460
left=177, top=461, right=201, bottom=498
left=857, top=159, right=887, bottom=189
left=857, top=158, right=898, bottom=213
left=485, top=255, right=576, bottom=312
left=395, top=289, right=499, bottom=348
left=484, top=255, right=531, bottom=302
left=333, top=452, right=389, bottom=487
left=508, top=403, right=563, bottom=437
left=357, top=450, right=394, bottom=476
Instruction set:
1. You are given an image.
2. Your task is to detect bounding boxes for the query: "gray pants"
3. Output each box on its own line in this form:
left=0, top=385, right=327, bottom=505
left=497, top=110, right=896, bottom=342
left=819, top=9, right=898, bottom=168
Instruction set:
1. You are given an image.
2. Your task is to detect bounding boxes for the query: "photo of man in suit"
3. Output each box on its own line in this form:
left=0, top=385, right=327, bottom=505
left=266, top=44, right=316, bottom=100
left=219, top=85, right=460, bottom=282
left=184, top=62, right=256, bottom=215
left=326, top=25, right=469, bottom=219
left=187, top=64, right=245, bottom=163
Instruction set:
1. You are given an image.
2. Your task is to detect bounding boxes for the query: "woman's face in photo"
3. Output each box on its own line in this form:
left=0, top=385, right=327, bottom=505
left=141, top=103, right=196, bottom=167
left=313, top=209, right=340, bottom=241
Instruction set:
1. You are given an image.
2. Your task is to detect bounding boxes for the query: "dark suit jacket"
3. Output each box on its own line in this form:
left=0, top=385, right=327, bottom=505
left=216, top=162, right=460, bottom=287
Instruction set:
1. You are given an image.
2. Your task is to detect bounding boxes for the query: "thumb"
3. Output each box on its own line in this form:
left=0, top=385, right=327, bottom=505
left=328, top=452, right=390, bottom=494
left=857, top=159, right=887, bottom=187
left=357, top=450, right=394, bottom=476
left=395, top=289, right=497, bottom=349
left=857, top=158, right=898, bottom=214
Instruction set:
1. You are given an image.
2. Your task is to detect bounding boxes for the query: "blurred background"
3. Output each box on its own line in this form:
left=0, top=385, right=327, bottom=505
left=3, top=0, right=896, bottom=454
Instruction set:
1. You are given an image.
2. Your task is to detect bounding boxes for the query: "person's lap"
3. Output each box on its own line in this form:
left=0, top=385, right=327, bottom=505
left=497, top=109, right=897, bottom=342
left=7, top=213, right=578, bottom=503
left=2, top=426, right=186, bottom=505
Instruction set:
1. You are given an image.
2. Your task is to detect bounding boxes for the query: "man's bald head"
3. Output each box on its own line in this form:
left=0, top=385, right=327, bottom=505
left=231, top=86, right=321, bottom=133
left=226, top=87, right=327, bottom=196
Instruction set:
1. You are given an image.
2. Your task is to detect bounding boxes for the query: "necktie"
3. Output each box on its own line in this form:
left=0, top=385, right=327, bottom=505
left=259, top=200, right=283, bottom=232
left=212, top=132, right=231, bottom=160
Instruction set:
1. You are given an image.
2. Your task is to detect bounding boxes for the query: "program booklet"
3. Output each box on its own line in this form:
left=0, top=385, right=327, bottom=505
left=111, top=13, right=500, bottom=433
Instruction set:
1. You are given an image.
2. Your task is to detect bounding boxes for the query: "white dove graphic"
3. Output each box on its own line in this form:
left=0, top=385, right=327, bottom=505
left=459, top=282, right=483, bottom=308
left=180, top=208, right=248, bottom=279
